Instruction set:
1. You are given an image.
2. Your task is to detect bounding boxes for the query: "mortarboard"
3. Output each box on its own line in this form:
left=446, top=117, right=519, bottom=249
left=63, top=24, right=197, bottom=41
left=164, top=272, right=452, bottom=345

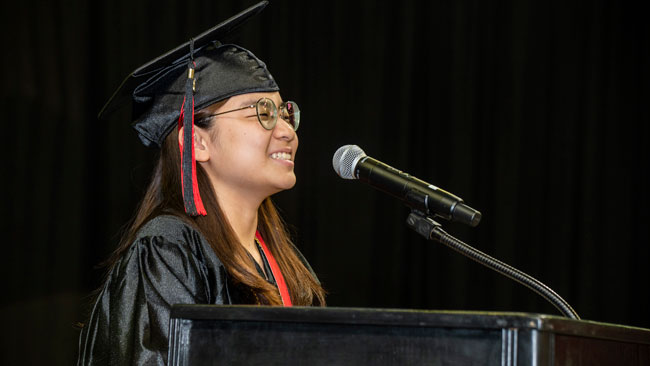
left=99, top=1, right=279, bottom=216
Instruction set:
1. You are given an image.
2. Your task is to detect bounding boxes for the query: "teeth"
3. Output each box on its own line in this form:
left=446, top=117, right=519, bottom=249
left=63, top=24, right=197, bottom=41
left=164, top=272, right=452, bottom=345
left=271, top=152, right=292, bottom=161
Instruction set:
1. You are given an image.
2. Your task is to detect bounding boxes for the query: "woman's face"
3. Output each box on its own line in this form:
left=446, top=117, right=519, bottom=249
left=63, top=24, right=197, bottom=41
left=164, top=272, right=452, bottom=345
left=199, top=92, right=299, bottom=199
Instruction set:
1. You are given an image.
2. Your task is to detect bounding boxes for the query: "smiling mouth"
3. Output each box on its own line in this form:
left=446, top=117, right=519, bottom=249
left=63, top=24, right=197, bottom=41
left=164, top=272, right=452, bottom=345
left=270, top=152, right=292, bottom=161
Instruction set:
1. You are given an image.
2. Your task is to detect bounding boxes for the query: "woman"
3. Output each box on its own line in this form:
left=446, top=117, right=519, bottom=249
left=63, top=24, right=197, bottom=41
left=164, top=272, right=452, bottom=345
left=77, top=3, right=325, bottom=365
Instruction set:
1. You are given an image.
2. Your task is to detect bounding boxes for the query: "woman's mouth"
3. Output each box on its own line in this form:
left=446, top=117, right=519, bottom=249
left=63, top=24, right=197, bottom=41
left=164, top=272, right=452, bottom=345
left=270, top=152, right=292, bottom=161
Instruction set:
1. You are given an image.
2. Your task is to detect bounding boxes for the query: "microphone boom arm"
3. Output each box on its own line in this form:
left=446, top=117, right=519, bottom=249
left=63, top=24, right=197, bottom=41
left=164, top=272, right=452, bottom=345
left=406, top=210, right=580, bottom=320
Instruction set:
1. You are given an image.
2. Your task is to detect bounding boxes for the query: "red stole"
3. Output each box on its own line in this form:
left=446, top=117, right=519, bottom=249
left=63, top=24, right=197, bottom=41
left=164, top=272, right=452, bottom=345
left=255, top=231, right=293, bottom=307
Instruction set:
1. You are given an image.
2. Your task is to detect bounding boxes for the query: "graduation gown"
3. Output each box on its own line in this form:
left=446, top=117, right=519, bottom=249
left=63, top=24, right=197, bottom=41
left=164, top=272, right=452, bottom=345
left=77, top=215, right=309, bottom=365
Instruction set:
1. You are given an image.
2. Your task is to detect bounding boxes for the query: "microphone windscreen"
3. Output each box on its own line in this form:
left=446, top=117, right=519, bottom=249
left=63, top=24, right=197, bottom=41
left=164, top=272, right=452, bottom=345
left=332, top=145, right=366, bottom=179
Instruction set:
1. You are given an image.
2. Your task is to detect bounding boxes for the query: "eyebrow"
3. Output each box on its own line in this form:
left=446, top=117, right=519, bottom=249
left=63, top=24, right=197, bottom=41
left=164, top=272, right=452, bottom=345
left=238, top=99, right=258, bottom=108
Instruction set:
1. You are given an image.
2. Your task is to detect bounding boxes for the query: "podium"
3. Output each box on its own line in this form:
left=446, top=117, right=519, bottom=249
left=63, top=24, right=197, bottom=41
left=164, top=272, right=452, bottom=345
left=168, top=305, right=650, bottom=365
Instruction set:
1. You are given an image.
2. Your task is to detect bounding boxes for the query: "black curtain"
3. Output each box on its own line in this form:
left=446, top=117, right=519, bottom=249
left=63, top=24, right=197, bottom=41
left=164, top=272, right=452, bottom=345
left=1, top=0, right=648, bottom=364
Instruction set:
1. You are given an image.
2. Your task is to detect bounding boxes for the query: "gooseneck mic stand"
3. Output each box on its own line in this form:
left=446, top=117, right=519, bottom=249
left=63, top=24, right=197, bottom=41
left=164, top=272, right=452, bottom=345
left=406, top=210, right=581, bottom=320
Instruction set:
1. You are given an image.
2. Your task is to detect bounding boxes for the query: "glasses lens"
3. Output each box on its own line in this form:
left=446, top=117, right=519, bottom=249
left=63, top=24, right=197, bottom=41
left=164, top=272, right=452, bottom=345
left=256, top=98, right=277, bottom=129
left=280, top=101, right=300, bottom=131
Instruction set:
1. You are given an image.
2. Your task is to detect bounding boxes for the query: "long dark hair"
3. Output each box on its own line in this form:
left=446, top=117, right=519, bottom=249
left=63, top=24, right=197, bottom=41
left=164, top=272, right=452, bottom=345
left=105, top=101, right=326, bottom=306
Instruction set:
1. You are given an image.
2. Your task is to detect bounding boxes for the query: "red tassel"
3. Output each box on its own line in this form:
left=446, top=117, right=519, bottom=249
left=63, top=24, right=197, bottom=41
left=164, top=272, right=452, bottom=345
left=178, top=94, right=207, bottom=216
left=189, top=95, right=206, bottom=215
left=178, top=40, right=206, bottom=216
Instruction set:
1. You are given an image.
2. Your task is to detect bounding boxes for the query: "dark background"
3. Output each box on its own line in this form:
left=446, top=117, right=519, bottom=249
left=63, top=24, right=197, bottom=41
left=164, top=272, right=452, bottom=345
left=1, top=0, right=648, bottom=364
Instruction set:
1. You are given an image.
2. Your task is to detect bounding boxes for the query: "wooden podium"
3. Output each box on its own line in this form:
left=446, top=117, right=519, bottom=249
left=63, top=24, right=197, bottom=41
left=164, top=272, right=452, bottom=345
left=168, top=305, right=650, bottom=365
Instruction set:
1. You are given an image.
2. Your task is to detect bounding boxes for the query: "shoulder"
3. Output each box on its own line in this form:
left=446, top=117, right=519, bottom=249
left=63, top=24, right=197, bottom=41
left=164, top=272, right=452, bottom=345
left=136, top=215, right=201, bottom=242
left=108, top=214, right=227, bottom=301
left=110, top=215, right=220, bottom=279
left=132, top=215, right=210, bottom=255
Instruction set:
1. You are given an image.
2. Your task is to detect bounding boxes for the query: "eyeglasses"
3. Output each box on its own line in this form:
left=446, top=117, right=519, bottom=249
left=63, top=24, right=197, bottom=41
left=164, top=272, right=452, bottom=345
left=206, top=98, right=300, bottom=131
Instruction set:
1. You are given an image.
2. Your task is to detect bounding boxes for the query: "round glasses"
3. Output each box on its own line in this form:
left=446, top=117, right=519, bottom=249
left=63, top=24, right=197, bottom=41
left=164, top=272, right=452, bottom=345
left=207, top=98, right=300, bottom=131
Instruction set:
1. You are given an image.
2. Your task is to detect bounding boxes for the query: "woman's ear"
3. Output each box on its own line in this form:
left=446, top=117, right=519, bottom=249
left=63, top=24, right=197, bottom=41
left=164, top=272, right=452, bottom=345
left=193, top=128, right=211, bottom=162
left=178, top=127, right=211, bottom=162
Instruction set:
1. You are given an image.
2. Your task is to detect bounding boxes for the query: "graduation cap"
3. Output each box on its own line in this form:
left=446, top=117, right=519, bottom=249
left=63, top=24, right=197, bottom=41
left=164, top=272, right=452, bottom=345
left=100, top=1, right=279, bottom=216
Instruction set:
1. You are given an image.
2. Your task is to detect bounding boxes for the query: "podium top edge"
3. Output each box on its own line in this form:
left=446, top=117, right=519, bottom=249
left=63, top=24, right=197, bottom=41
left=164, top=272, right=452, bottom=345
left=170, top=305, right=650, bottom=344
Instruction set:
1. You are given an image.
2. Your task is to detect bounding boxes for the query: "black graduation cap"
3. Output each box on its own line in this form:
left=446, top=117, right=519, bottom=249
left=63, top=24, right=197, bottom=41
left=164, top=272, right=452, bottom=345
left=99, top=1, right=279, bottom=216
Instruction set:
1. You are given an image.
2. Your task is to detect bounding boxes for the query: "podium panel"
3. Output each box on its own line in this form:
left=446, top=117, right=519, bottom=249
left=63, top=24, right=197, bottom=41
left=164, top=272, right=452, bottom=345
left=168, top=306, right=650, bottom=365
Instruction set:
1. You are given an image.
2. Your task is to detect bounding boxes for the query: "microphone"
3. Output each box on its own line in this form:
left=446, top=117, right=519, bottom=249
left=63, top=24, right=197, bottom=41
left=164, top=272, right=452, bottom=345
left=333, top=145, right=482, bottom=227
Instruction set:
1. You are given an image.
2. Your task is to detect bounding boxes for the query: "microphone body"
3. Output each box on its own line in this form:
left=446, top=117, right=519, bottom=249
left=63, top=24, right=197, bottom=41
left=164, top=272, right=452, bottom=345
left=333, top=145, right=481, bottom=227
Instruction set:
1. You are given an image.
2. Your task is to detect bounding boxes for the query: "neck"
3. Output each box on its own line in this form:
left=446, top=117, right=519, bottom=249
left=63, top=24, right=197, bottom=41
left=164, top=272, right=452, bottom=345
left=211, top=183, right=265, bottom=253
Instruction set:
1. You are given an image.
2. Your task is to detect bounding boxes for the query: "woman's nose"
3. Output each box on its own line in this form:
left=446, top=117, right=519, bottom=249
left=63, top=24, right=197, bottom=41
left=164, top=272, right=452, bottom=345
left=273, top=118, right=296, bottom=141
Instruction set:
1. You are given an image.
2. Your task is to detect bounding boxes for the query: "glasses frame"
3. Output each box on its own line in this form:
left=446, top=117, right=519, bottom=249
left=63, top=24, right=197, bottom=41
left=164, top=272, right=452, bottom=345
left=205, top=97, right=300, bottom=131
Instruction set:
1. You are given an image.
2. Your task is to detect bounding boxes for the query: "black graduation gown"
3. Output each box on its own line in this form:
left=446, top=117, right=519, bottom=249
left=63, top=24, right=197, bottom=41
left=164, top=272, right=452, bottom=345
left=76, top=215, right=310, bottom=365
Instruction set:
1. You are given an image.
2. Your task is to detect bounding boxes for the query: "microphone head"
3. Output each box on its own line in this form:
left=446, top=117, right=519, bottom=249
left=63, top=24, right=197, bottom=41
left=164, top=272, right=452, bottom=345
left=332, top=145, right=366, bottom=179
